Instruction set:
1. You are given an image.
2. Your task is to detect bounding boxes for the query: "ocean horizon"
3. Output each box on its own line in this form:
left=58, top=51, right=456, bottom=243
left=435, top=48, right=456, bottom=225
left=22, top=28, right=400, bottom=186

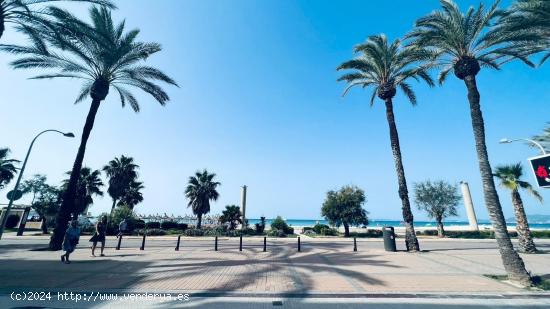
left=244, top=218, right=550, bottom=229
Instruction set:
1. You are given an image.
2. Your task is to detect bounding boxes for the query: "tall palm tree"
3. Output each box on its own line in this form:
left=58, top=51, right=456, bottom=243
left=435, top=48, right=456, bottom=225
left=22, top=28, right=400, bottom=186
left=337, top=34, right=435, bottom=251
left=103, top=155, right=139, bottom=215
left=185, top=169, right=220, bottom=229
left=494, top=163, right=541, bottom=253
left=62, top=167, right=103, bottom=216
left=0, top=0, right=115, bottom=40
left=0, top=6, right=178, bottom=250
left=117, top=180, right=144, bottom=210
left=406, top=0, right=539, bottom=285
left=0, top=147, right=19, bottom=190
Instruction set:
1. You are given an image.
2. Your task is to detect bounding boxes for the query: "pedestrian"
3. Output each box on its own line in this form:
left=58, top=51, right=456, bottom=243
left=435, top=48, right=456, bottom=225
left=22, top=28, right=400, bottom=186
left=61, top=219, right=80, bottom=264
left=117, top=219, right=128, bottom=238
left=90, top=215, right=107, bottom=257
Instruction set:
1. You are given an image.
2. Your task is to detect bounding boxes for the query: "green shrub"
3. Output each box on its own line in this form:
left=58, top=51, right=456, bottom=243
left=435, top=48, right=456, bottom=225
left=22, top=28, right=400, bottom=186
left=268, top=228, right=287, bottom=238
left=255, top=216, right=266, bottom=234
left=146, top=221, right=160, bottom=229
left=177, top=223, right=188, bottom=230
left=320, top=227, right=337, bottom=236
left=348, top=229, right=383, bottom=238
left=160, top=221, right=178, bottom=230
left=270, top=216, right=294, bottom=235
left=184, top=229, right=205, bottom=236
left=134, top=220, right=145, bottom=229
left=313, top=224, right=330, bottom=234
left=5, top=214, right=20, bottom=229
left=531, top=230, right=550, bottom=239
left=415, top=230, right=519, bottom=239
left=137, top=228, right=166, bottom=236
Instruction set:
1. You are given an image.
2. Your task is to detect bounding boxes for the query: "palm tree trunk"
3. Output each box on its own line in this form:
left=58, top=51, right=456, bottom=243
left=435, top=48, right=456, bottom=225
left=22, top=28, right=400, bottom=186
left=197, top=214, right=202, bottom=229
left=0, top=8, right=5, bottom=40
left=463, top=75, right=532, bottom=285
left=511, top=189, right=537, bottom=253
left=384, top=98, right=419, bottom=251
left=110, top=199, right=117, bottom=216
left=49, top=98, right=102, bottom=250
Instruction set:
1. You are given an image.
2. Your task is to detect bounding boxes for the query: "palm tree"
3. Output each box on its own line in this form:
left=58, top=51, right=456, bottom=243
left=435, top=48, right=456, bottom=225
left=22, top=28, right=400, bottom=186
left=0, top=147, right=19, bottom=190
left=117, top=180, right=144, bottom=210
left=406, top=0, right=538, bottom=285
left=337, top=34, right=435, bottom=251
left=185, top=169, right=220, bottom=229
left=498, top=0, right=550, bottom=64
left=0, top=0, right=115, bottom=40
left=220, top=205, right=242, bottom=230
left=103, top=155, right=139, bottom=215
left=0, top=6, right=178, bottom=250
left=62, top=167, right=103, bottom=216
left=494, top=163, right=541, bottom=253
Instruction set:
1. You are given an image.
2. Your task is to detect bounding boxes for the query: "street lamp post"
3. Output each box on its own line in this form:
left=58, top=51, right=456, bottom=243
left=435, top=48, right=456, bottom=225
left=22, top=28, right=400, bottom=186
left=0, top=129, right=74, bottom=240
left=499, top=138, right=547, bottom=155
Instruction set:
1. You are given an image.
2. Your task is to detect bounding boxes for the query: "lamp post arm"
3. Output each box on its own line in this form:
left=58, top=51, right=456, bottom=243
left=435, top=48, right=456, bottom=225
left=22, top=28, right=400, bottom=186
left=511, top=138, right=547, bottom=155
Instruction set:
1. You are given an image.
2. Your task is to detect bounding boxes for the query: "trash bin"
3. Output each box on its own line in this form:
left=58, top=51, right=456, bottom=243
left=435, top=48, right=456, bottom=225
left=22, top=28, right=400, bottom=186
left=382, top=226, right=396, bottom=252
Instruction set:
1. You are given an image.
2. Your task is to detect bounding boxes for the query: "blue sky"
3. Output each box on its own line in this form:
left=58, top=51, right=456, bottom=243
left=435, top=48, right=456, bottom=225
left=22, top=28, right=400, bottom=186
left=1, top=0, right=549, bottom=222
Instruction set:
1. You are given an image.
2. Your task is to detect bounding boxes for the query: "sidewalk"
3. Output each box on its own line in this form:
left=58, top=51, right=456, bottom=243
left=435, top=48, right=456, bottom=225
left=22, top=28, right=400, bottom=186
left=1, top=236, right=549, bottom=295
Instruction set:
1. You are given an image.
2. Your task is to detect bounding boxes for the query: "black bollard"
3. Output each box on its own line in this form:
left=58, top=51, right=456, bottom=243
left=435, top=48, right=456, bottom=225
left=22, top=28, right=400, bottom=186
left=175, top=235, right=181, bottom=251
left=263, top=236, right=267, bottom=252
left=298, top=236, right=301, bottom=252
left=116, top=235, right=122, bottom=250
left=140, top=233, right=146, bottom=250
left=215, top=236, right=218, bottom=251
left=239, top=235, right=243, bottom=251
left=354, top=237, right=357, bottom=252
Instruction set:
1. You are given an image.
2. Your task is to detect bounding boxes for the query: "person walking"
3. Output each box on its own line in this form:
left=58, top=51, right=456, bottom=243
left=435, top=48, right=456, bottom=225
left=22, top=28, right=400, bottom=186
left=90, top=216, right=107, bottom=257
left=117, top=219, right=128, bottom=238
left=61, top=219, right=80, bottom=264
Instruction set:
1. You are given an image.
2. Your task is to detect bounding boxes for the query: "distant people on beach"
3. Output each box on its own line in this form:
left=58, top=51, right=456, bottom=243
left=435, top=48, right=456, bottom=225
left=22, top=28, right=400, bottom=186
left=61, top=219, right=80, bottom=264
left=90, top=215, right=107, bottom=257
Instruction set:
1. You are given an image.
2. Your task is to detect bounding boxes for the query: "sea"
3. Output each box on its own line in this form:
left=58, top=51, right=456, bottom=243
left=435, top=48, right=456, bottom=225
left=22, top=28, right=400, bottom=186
left=246, top=219, right=550, bottom=229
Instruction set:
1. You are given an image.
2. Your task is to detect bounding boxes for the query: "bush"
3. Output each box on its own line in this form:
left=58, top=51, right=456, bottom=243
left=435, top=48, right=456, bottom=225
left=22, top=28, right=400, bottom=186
left=348, top=229, right=383, bottom=238
left=137, top=228, right=166, bottom=236
left=177, top=223, right=188, bottom=231
left=319, top=227, right=337, bottom=236
left=532, top=230, right=550, bottom=238
left=146, top=221, right=160, bottom=229
left=268, top=228, right=287, bottom=238
left=134, top=220, right=145, bottom=229
left=184, top=229, right=205, bottom=236
left=255, top=216, right=266, bottom=234
left=160, top=221, right=178, bottom=230
left=270, top=216, right=294, bottom=235
left=313, top=224, right=330, bottom=234
left=415, top=230, right=519, bottom=239
left=5, top=214, right=20, bottom=229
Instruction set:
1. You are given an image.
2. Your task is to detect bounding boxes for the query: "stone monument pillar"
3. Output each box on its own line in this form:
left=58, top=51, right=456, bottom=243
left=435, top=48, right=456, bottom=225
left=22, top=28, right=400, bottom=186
left=460, top=181, right=479, bottom=231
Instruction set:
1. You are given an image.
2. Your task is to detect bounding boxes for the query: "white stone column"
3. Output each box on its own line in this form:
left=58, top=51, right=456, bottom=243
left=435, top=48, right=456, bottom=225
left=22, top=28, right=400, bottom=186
left=241, top=185, right=247, bottom=229
left=460, top=181, right=479, bottom=231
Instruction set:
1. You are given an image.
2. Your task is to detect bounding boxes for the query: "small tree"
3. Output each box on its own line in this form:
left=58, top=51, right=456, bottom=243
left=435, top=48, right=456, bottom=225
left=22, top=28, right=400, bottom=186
left=219, top=205, right=242, bottom=230
left=110, top=206, right=136, bottom=232
left=21, top=174, right=60, bottom=234
left=413, top=180, right=461, bottom=237
left=321, top=185, right=368, bottom=237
